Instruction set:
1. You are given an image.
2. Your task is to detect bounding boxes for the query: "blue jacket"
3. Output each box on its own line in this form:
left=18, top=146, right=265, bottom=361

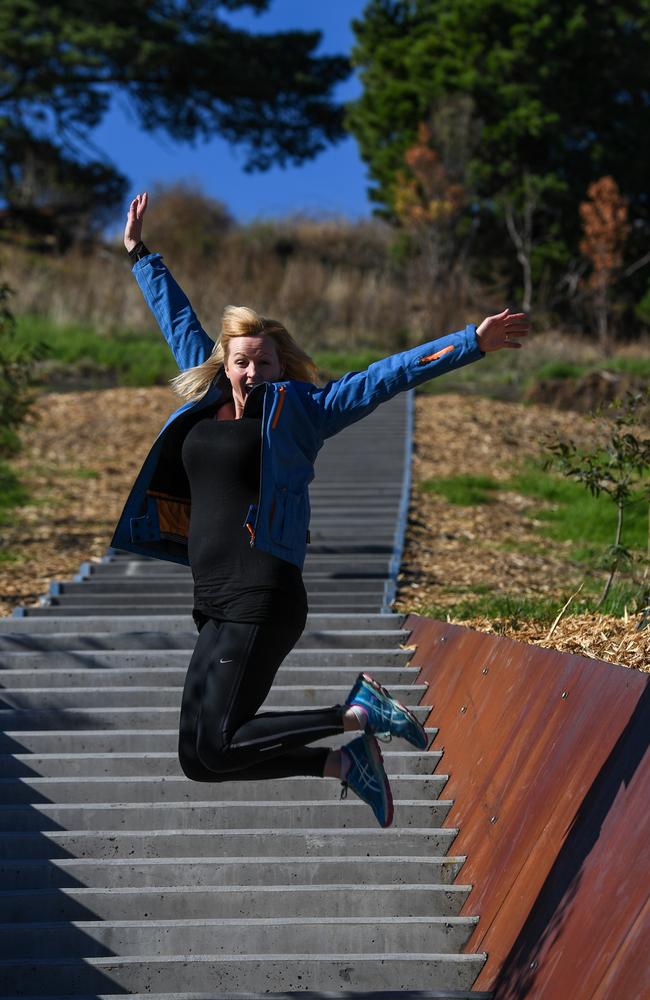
left=111, top=253, right=484, bottom=569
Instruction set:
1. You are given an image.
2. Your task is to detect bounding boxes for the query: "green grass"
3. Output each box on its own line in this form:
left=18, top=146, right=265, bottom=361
left=417, top=462, right=648, bottom=619
left=420, top=593, right=562, bottom=627
left=15, top=315, right=390, bottom=388
left=509, top=463, right=647, bottom=554
left=15, top=315, right=177, bottom=387
left=0, top=548, right=24, bottom=565
left=532, top=360, right=588, bottom=380
left=0, top=462, right=28, bottom=527
left=422, top=578, right=647, bottom=624
left=313, top=349, right=384, bottom=380
left=421, top=463, right=647, bottom=554
left=420, top=473, right=502, bottom=505
left=604, top=356, right=650, bottom=379
left=13, top=313, right=650, bottom=396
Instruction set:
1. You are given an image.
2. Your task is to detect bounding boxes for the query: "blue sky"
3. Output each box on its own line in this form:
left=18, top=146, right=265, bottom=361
left=93, top=0, right=372, bottom=225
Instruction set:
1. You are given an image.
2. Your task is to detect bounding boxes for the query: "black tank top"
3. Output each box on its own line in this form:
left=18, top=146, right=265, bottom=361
left=181, top=412, right=308, bottom=628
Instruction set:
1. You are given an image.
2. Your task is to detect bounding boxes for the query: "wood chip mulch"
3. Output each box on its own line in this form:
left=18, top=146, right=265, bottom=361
left=422, top=611, right=649, bottom=671
left=392, top=394, right=649, bottom=673
left=0, top=387, right=177, bottom=617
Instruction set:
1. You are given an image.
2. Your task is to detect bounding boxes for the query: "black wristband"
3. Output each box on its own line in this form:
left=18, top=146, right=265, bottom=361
left=128, top=241, right=151, bottom=263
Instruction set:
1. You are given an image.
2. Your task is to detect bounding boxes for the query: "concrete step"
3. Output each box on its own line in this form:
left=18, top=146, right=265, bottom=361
left=0, top=798, right=453, bottom=832
left=0, top=991, right=491, bottom=1000
left=0, top=826, right=458, bottom=861
left=41, top=584, right=384, bottom=614
left=1, top=774, right=447, bottom=805
left=0, top=665, right=421, bottom=688
left=1, top=749, right=440, bottom=778
left=0, top=683, right=429, bottom=710
left=15, top=602, right=387, bottom=617
left=0, top=645, right=414, bottom=665
left=0, top=991, right=492, bottom=1000
left=0, top=703, right=430, bottom=731
left=2, top=913, right=478, bottom=958
left=1, top=616, right=407, bottom=636
left=5, top=612, right=406, bottom=628
left=306, top=545, right=394, bottom=555
left=0, top=953, right=486, bottom=995
left=0, top=626, right=410, bottom=651
left=0, top=855, right=464, bottom=890
left=50, top=579, right=387, bottom=595
left=0, top=392, right=488, bottom=996
left=78, top=557, right=394, bottom=577
left=0, top=726, right=438, bottom=754
left=0, top=882, right=472, bottom=922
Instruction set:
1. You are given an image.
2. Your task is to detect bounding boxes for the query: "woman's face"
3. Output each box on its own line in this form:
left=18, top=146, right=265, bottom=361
left=224, top=334, right=285, bottom=412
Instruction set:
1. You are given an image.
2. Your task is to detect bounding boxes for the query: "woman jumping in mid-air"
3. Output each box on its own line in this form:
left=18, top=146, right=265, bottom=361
left=113, top=192, right=528, bottom=828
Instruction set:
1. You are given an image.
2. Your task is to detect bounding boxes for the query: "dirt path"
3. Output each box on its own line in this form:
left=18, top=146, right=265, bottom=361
left=1, top=388, right=647, bottom=670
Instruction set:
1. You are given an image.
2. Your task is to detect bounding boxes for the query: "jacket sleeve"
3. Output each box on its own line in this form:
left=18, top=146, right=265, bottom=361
left=312, top=325, right=484, bottom=439
left=132, top=253, right=215, bottom=370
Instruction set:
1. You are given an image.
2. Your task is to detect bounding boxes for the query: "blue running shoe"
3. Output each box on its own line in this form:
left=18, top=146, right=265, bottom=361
left=346, top=671, right=428, bottom=750
left=340, top=733, right=393, bottom=828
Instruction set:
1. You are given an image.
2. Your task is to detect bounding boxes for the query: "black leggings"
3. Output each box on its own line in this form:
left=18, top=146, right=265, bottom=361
left=178, top=616, right=345, bottom=782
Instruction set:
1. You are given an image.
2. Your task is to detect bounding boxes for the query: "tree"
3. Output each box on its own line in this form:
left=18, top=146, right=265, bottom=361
left=0, top=130, right=128, bottom=251
left=0, top=284, right=47, bottom=458
left=347, top=1, right=650, bottom=294
left=0, top=1, right=350, bottom=244
left=498, top=172, right=564, bottom=314
left=579, top=176, right=630, bottom=346
left=142, top=182, right=234, bottom=265
left=392, top=103, right=479, bottom=330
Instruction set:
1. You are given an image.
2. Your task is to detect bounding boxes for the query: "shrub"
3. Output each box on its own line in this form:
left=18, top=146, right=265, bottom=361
left=0, top=282, right=48, bottom=457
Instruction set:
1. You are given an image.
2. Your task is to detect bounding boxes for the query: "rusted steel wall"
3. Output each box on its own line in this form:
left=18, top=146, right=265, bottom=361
left=405, top=614, right=649, bottom=1000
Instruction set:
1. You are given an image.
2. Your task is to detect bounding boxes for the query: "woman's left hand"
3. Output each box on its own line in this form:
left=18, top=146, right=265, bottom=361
left=476, top=308, right=529, bottom=351
left=124, top=191, right=149, bottom=252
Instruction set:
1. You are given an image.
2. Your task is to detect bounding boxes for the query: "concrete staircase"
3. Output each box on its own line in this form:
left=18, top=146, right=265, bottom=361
left=0, top=393, right=490, bottom=998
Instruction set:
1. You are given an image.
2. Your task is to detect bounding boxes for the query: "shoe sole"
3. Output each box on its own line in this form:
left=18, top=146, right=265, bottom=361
left=360, top=671, right=428, bottom=749
left=364, top=733, right=394, bottom=828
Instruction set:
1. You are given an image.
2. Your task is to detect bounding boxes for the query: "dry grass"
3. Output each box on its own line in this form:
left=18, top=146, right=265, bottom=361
left=455, top=612, right=649, bottom=671
left=1, top=220, right=483, bottom=351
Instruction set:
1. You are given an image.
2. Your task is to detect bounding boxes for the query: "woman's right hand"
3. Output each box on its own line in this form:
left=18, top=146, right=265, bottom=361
left=124, top=192, right=148, bottom=252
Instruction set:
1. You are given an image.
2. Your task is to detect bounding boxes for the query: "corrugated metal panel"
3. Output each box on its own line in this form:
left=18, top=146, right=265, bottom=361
left=405, top=614, right=649, bottom=999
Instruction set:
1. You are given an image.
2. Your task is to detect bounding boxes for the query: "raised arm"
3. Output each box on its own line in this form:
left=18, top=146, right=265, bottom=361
left=124, top=192, right=215, bottom=371
left=312, top=310, right=528, bottom=439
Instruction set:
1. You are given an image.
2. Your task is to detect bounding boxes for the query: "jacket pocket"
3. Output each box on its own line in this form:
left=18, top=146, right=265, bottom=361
left=142, top=491, right=190, bottom=544
left=270, top=488, right=306, bottom=549
left=130, top=494, right=162, bottom=544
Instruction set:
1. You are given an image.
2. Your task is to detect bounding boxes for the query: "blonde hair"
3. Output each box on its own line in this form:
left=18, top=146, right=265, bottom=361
left=169, top=305, right=318, bottom=402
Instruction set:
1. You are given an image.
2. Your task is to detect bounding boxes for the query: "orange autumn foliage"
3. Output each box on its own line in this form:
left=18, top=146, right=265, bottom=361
left=579, top=176, right=630, bottom=291
left=394, top=123, right=465, bottom=227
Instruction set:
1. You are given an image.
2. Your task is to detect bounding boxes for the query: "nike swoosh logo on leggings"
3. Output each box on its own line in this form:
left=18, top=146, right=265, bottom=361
left=219, top=658, right=233, bottom=663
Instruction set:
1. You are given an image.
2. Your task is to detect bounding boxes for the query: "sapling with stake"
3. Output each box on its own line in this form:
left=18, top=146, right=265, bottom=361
left=546, top=390, right=650, bottom=609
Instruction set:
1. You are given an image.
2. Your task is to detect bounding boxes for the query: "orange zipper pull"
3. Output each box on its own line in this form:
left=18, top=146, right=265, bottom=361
left=271, top=385, right=286, bottom=429
left=417, top=344, right=455, bottom=365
